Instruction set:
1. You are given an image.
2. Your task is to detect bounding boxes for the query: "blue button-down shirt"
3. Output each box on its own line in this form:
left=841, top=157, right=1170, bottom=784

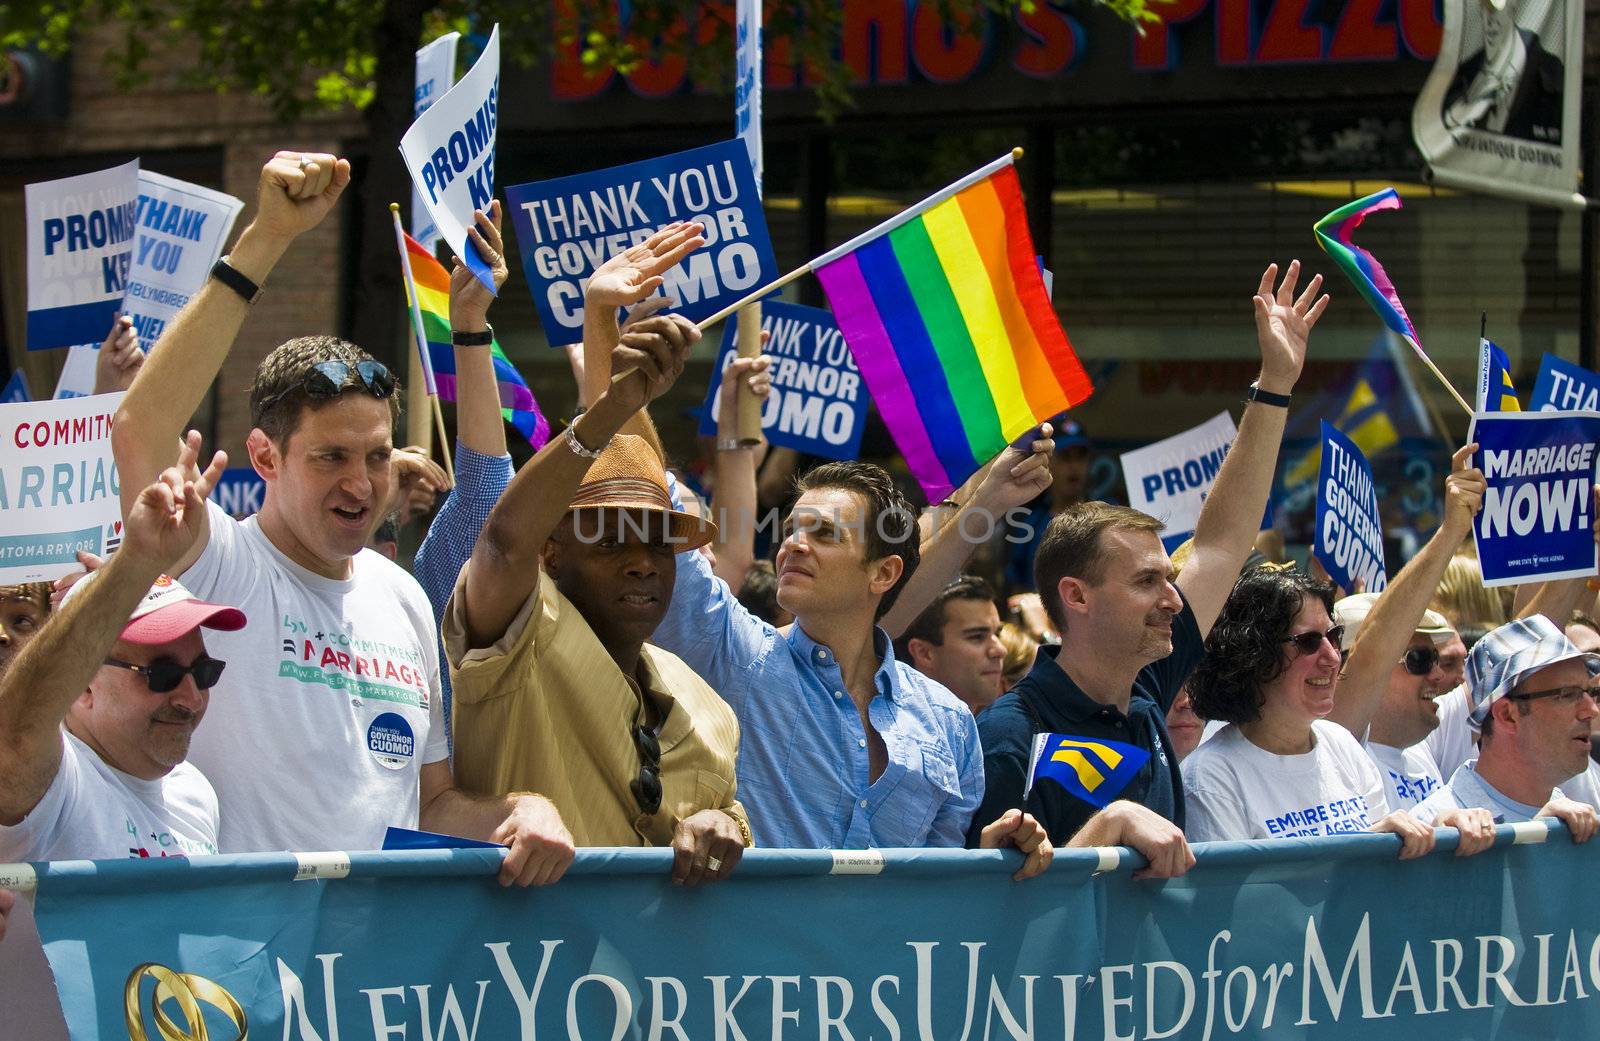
left=653, top=485, right=983, bottom=848
left=413, top=444, right=514, bottom=753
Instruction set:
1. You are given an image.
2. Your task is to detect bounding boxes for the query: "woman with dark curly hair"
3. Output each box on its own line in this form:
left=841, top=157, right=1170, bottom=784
left=1180, top=566, right=1435, bottom=854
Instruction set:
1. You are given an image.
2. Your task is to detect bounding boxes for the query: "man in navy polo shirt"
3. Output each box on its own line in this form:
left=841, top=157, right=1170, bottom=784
left=969, top=262, right=1329, bottom=874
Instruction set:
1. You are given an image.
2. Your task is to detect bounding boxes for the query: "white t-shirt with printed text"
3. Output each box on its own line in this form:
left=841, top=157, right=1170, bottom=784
left=1366, top=739, right=1444, bottom=811
left=0, top=732, right=218, bottom=862
left=181, top=502, right=447, bottom=853
left=1183, top=719, right=1391, bottom=841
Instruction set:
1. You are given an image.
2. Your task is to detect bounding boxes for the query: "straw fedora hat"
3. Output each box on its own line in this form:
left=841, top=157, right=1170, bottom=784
left=566, top=433, right=715, bottom=550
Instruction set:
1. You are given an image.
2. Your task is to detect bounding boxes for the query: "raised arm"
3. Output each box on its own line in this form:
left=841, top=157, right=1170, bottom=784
left=451, top=202, right=511, bottom=458
left=112, top=151, right=350, bottom=573
left=456, top=317, right=698, bottom=649
left=1331, top=445, right=1484, bottom=736
left=0, top=436, right=225, bottom=824
left=711, top=353, right=773, bottom=589
left=1178, top=261, right=1329, bottom=637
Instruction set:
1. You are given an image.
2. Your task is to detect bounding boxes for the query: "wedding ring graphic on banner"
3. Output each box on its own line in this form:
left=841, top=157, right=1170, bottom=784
left=124, top=963, right=248, bottom=1041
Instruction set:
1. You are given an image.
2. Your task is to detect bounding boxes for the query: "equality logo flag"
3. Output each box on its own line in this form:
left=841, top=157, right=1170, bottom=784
left=1025, top=732, right=1150, bottom=808
left=813, top=153, right=1092, bottom=503
left=1477, top=339, right=1521, bottom=412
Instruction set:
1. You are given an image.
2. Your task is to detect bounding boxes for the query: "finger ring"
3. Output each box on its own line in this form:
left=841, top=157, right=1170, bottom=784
left=298, top=156, right=312, bottom=171
left=706, top=856, right=723, bottom=872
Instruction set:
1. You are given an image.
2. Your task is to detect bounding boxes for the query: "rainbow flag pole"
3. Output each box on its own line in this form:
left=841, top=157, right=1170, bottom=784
left=390, top=202, right=455, bottom=482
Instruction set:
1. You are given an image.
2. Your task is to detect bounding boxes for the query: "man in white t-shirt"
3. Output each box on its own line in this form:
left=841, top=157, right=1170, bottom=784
left=0, top=444, right=241, bottom=861
left=108, top=150, right=573, bottom=885
left=1414, top=617, right=1600, bottom=840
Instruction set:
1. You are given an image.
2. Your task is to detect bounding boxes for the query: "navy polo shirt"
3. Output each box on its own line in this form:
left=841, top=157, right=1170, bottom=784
left=967, top=597, right=1203, bottom=845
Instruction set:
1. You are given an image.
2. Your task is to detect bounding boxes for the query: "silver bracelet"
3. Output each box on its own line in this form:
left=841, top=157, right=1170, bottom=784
left=564, top=424, right=605, bottom=460
left=716, top=437, right=753, bottom=452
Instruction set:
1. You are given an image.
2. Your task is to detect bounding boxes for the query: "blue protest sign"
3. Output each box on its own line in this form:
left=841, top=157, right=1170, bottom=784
left=697, top=301, right=866, bottom=460
left=126, top=171, right=243, bottom=350
left=1315, top=420, right=1388, bottom=592
left=1470, top=411, right=1600, bottom=587
left=505, top=140, right=777, bottom=346
left=399, top=24, right=498, bottom=294
left=1529, top=352, right=1600, bottom=412
left=209, top=467, right=266, bottom=520
left=25, top=161, right=140, bottom=351
left=0, top=370, right=28, bottom=404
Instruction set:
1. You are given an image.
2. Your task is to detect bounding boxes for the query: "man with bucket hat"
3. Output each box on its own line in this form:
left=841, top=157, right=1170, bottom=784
left=1413, top=616, right=1600, bottom=839
left=445, top=314, right=749, bottom=886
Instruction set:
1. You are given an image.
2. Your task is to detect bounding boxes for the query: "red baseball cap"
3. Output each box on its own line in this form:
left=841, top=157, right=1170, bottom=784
left=60, top=571, right=246, bottom=646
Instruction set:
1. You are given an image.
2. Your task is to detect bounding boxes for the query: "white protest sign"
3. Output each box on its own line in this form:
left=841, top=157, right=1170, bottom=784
left=411, top=32, right=461, bottom=254
left=26, top=161, right=140, bottom=351
left=53, top=346, right=98, bottom=399
left=0, top=392, right=125, bottom=583
left=735, top=0, right=762, bottom=194
left=125, top=170, right=244, bottom=349
left=399, top=25, right=499, bottom=295
left=1121, top=411, right=1238, bottom=547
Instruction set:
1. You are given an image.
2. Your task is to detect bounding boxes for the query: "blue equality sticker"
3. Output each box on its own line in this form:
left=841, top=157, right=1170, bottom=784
left=366, top=712, right=416, bottom=771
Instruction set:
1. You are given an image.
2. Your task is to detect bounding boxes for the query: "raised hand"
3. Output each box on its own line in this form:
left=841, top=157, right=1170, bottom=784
left=1252, top=260, right=1329, bottom=391
left=1443, top=443, right=1487, bottom=536
left=586, top=222, right=707, bottom=311
left=253, top=151, right=352, bottom=242
left=122, top=430, right=226, bottom=572
left=718, top=353, right=773, bottom=426
left=973, top=423, right=1055, bottom=513
left=607, top=314, right=699, bottom=415
left=450, top=201, right=509, bottom=329
left=93, top=314, right=144, bottom=394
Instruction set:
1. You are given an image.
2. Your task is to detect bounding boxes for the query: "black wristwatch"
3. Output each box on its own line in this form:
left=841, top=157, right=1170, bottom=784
left=1246, top=381, right=1292, bottom=408
left=451, top=324, right=494, bottom=347
left=210, top=257, right=263, bottom=305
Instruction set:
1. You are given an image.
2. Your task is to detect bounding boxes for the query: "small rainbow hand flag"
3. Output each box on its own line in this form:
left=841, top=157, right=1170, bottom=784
left=812, top=153, right=1092, bottom=502
left=402, top=232, right=549, bottom=449
left=1313, top=188, right=1419, bottom=345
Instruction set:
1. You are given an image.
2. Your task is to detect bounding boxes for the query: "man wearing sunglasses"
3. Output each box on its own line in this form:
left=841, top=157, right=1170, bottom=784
left=0, top=442, right=240, bottom=862
left=107, top=152, right=574, bottom=886
left=1413, top=616, right=1600, bottom=840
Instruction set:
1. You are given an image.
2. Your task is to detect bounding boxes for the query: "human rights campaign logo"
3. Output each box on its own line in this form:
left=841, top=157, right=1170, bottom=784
left=1024, top=732, right=1150, bottom=808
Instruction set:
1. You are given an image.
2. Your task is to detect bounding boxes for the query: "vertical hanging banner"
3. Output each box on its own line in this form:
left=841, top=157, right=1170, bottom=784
left=25, top=161, right=140, bottom=351
left=411, top=32, right=461, bottom=255
left=1315, top=421, right=1388, bottom=593
left=1470, top=410, right=1600, bottom=586
left=698, top=301, right=866, bottom=460
left=125, top=171, right=244, bottom=349
left=735, top=0, right=762, bottom=194
left=399, top=24, right=499, bottom=295
left=1121, top=411, right=1238, bottom=550
left=1529, top=352, right=1600, bottom=412
left=0, top=392, right=125, bottom=583
left=1411, top=0, right=1586, bottom=209
left=505, top=140, right=777, bottom=345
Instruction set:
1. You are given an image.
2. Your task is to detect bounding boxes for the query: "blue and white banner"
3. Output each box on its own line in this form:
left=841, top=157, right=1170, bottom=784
left=0, top=392, right=124, bottom=583
left=25, top=161, right=140, bottom=351
left=50, top=346, right=96, bottom=400
left=210, top=467, right=266, bottom=520
left=125, top=170, right=244, bottom=350
left=12, top=828, right=1600, bottom=1041
left=1121, top=410, right=1238, bottom=550
left=1315, top=420, right=1388, bottom=593
left=1470, top=410, right=1600, bottom=587
left=735, top=0, right=762, bottom=194
left=0, top=370, right=29, bottom=405
left=505, top=140, right=778, bottom=346
left=411, top=32, right=461, bottom=255
left=698, top=301, right=866, bottom=460
left=399, top=24, right=499, bottom=295
left=1529, top=352, right=1600, bottom=412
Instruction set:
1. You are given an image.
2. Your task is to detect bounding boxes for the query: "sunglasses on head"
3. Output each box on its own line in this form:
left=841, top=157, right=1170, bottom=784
left=103, top=654, right=226, bottom=693
left=1401, top=645, right=1441, bottom=676
left=631, top=723, right=663, bottom=816
left=257, top=359, right=395, bottom=415
left=1284, top=625, right=1344, bottom=658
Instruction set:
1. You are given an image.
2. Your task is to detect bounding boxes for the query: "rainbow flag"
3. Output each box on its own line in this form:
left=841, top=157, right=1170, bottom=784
left=812, top=154, right=1092, bottom=501
left=401, top=232, right=549, bottom=449
left=1477, top=338, right=1521, bottom=412
left=1313, top=188, right=1420, bottom=345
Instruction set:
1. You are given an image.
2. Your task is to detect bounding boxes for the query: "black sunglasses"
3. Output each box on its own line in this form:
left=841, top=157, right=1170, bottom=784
left=630, top=723, right=663, bottom=816
left=1284, top=625, right=1344, bottom=657
left=1401, top=645, right=1441, bottom=676
left=103, top=654, right=226, bottom=693
left=257, top=359, right=395, bottom=415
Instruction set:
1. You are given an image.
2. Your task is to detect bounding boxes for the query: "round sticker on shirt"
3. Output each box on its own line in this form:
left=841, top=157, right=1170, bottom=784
left=366, top=712, right=415, bottom=771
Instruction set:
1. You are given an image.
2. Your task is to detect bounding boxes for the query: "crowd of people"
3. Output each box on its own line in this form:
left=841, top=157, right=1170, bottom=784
left=2, top=149, right=1598, bottom=943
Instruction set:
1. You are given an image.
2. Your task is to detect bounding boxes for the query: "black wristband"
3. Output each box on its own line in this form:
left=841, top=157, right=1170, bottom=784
left=210, top=257, right=262, bottom=305
left=451, top=324, right=494, bottom=347
left=1246, top=382, right=1292, bottom=408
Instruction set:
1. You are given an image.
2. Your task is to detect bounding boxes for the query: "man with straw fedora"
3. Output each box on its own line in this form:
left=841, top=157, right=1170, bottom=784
left=444, top=297, right=750, bottom=887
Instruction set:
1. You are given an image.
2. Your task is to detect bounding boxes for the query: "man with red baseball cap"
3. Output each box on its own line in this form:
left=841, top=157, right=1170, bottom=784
left=0, top=439, right=243, bottom=862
